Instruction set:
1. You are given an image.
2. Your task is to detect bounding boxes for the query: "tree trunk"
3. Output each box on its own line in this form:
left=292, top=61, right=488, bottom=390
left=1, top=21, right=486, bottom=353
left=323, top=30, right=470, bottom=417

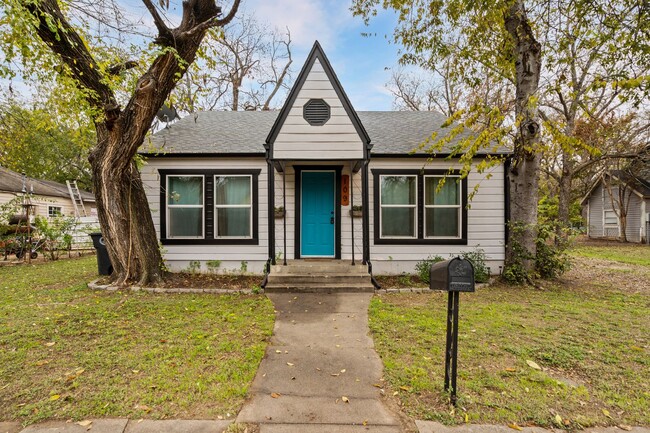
left=90, top=131, right=163, bottom=286
left=504, top=0, right=542, bottom=276
left=23, top=0, right=241, bottom=286
left=556, top=149, right=573, bottom=240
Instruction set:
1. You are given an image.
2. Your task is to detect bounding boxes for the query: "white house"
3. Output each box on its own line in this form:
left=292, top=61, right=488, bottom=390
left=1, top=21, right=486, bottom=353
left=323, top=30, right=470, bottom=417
left=140, top=42, right=510, bottom=279
left=582, top=165, right=650, bottom=243
left=0, top=166, right=95, bottom=219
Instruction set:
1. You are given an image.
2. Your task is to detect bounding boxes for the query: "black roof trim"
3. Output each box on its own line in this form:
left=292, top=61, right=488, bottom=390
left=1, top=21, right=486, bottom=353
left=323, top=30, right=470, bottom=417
left=371, top=152, right=511, bottom=158
left=265, top=41, right=371, bottom=150
left=140, top=152, right=266, bottom=158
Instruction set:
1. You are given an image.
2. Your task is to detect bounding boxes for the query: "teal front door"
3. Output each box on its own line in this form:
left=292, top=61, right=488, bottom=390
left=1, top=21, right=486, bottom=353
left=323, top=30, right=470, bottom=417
left=301, top=171, right=335, bottom=257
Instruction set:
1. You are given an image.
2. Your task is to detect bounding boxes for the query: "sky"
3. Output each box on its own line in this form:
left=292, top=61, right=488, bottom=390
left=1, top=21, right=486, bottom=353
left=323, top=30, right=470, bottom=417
left=2, top=0, right=405, bottom=111
left=238, top=0, right=403, bottom=111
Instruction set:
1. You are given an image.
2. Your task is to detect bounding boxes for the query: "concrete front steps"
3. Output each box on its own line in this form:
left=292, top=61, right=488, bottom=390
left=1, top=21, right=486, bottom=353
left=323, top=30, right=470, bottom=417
left=264, top=260, right=375, bottom=293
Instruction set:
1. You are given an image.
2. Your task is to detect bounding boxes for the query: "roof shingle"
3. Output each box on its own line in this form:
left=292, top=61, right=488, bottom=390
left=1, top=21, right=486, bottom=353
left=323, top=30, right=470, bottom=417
left=143, top=111, right=510, bottom=156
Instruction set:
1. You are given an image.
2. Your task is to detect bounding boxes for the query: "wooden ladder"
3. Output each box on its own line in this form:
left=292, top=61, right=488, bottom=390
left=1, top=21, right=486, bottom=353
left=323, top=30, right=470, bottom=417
left=66, top=180, right=87, bottom=218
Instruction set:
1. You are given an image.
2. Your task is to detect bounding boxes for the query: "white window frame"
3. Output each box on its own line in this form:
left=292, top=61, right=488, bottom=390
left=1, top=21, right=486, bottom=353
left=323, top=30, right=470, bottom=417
left=166, top=175, right=205, bottom=239
left=603, top=209, right=618, bottom=227
left=379, top=174, right=418, bottom=239
left=214, top=174, right=253, bottom=239
left=424, top=175, right=462, bottom=239
left=48, top=205, right=63, bottom=218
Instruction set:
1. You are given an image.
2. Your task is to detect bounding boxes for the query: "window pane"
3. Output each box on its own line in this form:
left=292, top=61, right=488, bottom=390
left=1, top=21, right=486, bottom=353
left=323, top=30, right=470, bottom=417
left=217, top=208, right=251, bottom=237
left=425, top=177, right=459, bottom=205
left=381, top=207, right=415, bottom=237
left=426, top=208, right=459, bottom=237
left=168, top=177, right=203, bottom=205
left=381, top=176, right=416, bottom=205
left=215, top=176, right=251, bottom=205
left=169, top=208, right=202, bottom=237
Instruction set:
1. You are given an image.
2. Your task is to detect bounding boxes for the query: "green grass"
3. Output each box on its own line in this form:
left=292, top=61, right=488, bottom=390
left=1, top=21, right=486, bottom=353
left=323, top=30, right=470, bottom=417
left=369, top=284, right=650, bottom=428
left=570, top=244, right=650, bottom=267
left=0, top=256, right=274, bottom=425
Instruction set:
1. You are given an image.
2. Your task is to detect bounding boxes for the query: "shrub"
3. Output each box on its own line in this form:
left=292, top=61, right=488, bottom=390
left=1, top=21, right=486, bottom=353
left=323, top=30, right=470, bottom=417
left=460, top=248, right=490, bottom=283
left=34, top=216, right=76, bottom=260
left=503, top=221, right=572, bottom=284
left=415, top=255, right=445, bottom=284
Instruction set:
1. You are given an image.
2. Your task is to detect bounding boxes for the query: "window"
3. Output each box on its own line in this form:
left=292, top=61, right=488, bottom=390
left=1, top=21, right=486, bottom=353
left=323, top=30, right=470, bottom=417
left=48, top=206, right=62, bottom=217
left=425, top=176, right=461, bottom=238
left=379, top=175, right=417, bottom=238
left=373, top=169, right=467, bottom=245
left=215, top=175, right=252, bottom=238
left=166, top=175, right=204, bottom=239
left=604, top=209, right=618, bottom=226
left=159, top=169, right=260, bottom=245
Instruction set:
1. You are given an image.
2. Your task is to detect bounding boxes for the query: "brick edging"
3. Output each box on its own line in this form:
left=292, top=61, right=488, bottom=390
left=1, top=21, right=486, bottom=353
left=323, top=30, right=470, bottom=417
left=87, top=279, right=262, bottom=294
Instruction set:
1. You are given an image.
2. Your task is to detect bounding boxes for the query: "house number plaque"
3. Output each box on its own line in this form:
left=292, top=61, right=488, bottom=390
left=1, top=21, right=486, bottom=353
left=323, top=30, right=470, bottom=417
left=341, top=175, right=350, bottom=206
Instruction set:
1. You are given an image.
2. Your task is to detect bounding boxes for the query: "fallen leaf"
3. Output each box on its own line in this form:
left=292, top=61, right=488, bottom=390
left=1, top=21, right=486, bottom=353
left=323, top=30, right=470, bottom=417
left=505, top=368, right=516, bottom=372
left=35, top=360, right=50, bottom=366
left=526, top=360, right=542, bottom=370
left=618, top=425, right=632, bottom=431
left=465, top=413, right=469, bottom=423
left=286, top=362, right=294, bottom=367
left=45, top=342, right=56, bottom=347
left=342, top=396, right=350, bottom=403
left=399, top=386, right=412, bottom=392
left=331, top=373, right=340, bottom=377
left=271, top=392, right=281, bottom=398
left=132, top=370, right=140, bottom=374
left=50, top=394, right=60, bottom=401
left=392, top=391, right=399, bottom=396
left=554, top=414, right=563, bottom=425
left=362, top=420, right=368, bottom=426
left=77, top=420, right=92, bottom=427
left=275, top=350, right=282, bottom=354
left=372, top=383, right=382, bottom=388
left=135, top=404, right=152, bottom=413
left=508, top=423, right=523, bottom=431
left=602, top=409, right=613, bottom=419
left=423, top=356, right=431, bottom=361
left=340, top=369, right=346, bottom=373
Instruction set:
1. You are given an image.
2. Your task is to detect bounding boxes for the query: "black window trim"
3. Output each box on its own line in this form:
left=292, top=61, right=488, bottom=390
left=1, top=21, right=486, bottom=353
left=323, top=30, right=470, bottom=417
left=159, top=169, right=261, bottom=245
left=372, top=168, right=468, bottom=245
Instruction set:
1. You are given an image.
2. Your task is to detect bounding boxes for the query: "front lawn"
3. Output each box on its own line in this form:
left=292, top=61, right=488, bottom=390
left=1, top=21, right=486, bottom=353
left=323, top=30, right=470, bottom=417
left=571, top=243, right=650, bottom=267
left=0, top=256, right=274, bottom=425
left=370, top=251, right=650, bottom=428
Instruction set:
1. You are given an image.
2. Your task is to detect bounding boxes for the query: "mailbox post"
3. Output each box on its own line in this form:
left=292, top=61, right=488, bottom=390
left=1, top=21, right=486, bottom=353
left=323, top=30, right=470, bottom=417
left=429, top=257, right=475, bottom=405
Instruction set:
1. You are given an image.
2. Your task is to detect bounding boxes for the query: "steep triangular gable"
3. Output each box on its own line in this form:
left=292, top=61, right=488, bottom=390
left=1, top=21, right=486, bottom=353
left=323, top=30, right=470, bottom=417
left=266, top=41, right=371, bottom=160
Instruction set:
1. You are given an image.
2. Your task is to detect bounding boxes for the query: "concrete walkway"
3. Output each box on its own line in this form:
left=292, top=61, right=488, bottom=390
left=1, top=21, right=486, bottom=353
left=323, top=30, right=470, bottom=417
left=236, top=293, right=404, bottom=432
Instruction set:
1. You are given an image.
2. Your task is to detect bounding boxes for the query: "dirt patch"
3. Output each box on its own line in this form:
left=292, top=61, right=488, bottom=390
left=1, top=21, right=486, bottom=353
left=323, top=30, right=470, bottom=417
left=560, top=256, right=650, bottom=294
left=375, top=274, right=427, bottom=289
left=156, top=272, right=263, bottom=289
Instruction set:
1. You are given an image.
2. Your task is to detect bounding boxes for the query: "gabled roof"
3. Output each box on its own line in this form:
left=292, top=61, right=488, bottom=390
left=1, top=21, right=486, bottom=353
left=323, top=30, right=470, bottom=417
left=142, top=110, right=509, bottom=157
left=0, top=166, right=95, bottom=201
left=265, top=41, right=370, bottom=148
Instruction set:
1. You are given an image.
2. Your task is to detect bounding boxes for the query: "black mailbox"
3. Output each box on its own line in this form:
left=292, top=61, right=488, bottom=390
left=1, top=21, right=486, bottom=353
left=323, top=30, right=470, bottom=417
left=430, top=257, right=475, bottom=292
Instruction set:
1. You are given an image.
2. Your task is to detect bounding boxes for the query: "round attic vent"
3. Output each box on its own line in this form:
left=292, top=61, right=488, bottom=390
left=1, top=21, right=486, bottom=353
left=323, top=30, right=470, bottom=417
left=303, top=99, right=330, bottom=126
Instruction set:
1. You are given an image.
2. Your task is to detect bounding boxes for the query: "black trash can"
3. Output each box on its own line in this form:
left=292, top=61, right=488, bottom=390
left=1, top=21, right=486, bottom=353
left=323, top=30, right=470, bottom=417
left=89, top=232, right=113, bottom=276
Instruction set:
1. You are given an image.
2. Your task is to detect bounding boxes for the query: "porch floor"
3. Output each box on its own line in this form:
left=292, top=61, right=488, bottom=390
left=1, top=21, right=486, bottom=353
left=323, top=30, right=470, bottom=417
left=265, top=260, right=374, bottom=293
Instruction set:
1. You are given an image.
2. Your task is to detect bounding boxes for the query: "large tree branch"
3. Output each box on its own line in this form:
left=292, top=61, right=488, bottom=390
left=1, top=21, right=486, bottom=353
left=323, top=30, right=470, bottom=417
left=180, top=0, right=240, bottom=39
left=23, top=0, right=116, bottom=114
left=141, top=0, right=172, bottom=41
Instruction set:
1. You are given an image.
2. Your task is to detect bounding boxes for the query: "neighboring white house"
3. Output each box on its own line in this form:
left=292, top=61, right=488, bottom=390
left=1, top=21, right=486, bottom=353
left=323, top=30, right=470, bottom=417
left=582, top=165, right=650, bottom=244
left=0, top=166, right=96, bottom=219
left=139, top=41, right=511, bottom=275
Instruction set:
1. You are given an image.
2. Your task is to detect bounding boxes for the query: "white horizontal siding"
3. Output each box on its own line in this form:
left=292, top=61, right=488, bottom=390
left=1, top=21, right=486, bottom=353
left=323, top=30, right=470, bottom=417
left=368, top=159, right=505, bottom=275
left=141, top=157, right=269, bottom=273
left=273, top=59, right=364, bottom=160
